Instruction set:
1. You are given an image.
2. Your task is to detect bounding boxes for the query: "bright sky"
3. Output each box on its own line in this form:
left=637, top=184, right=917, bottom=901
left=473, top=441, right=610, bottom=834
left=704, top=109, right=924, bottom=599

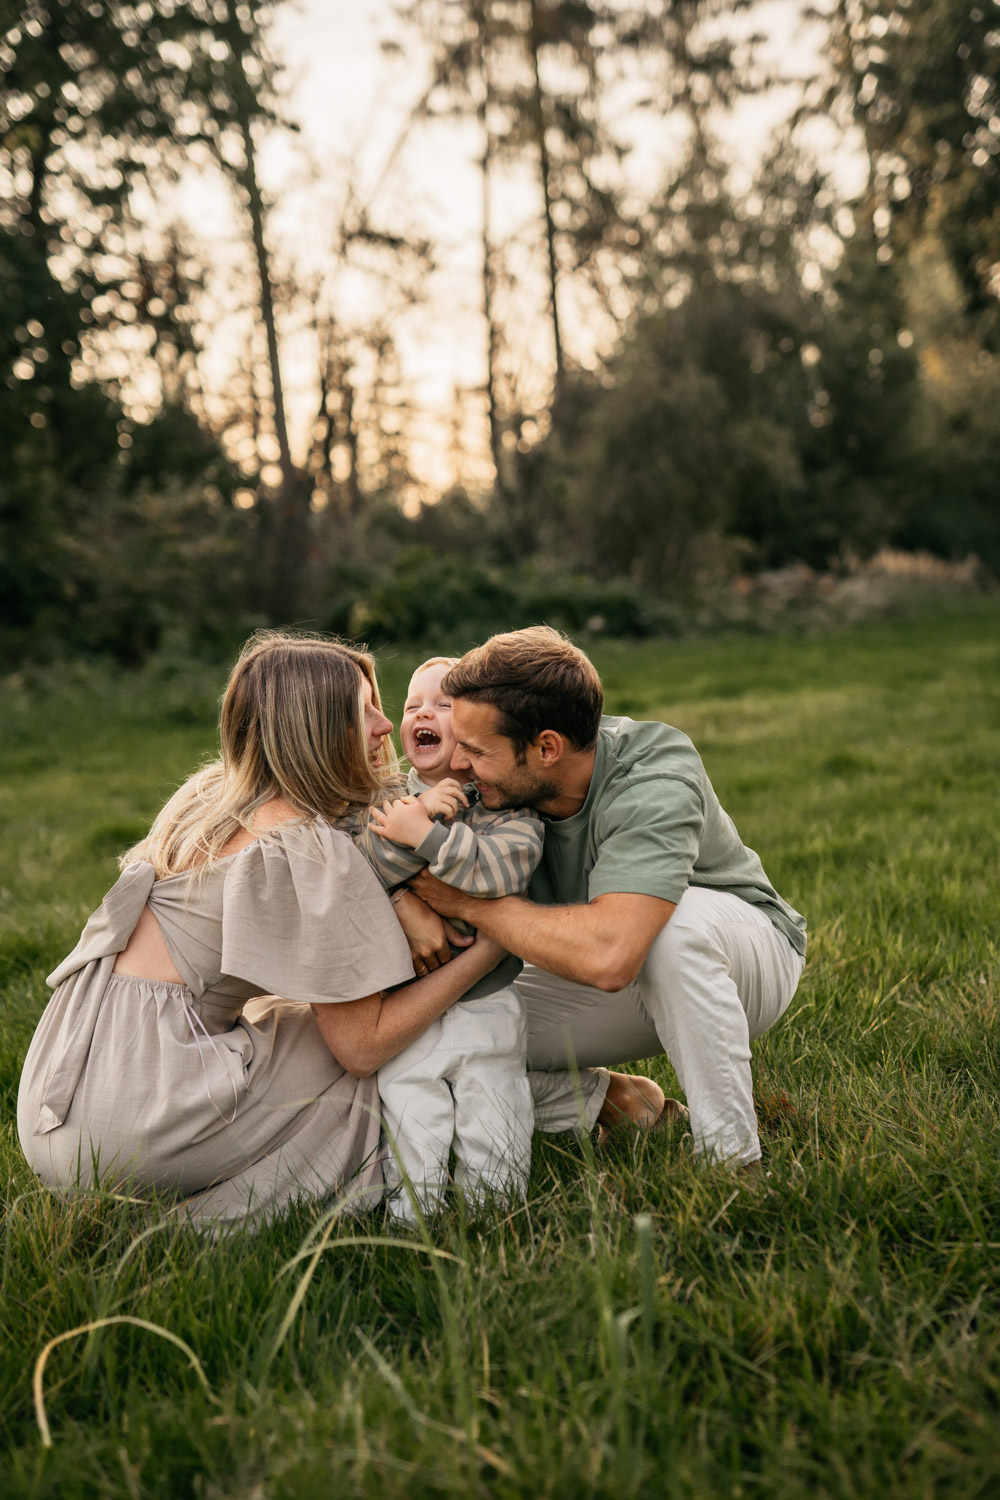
left=187, top=1, right=859, bottom=496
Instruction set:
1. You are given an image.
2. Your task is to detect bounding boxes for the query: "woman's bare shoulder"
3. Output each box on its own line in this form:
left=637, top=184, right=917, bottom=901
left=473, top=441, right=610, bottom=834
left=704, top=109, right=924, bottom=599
left=221, top=797, right=303, bottom=857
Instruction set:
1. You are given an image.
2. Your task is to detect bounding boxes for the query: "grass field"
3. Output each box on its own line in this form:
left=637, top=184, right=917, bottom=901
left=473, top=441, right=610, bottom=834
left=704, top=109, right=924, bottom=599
left=1, top=600, right=998, bottom=1498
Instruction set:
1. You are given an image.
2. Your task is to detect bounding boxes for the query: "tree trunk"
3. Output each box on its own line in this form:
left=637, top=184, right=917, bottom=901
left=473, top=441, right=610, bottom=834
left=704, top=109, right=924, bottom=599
left=340, top=375, right=362, bottom=527
left=527, top=0, right=565, bottom=403
left=477, top=7, right=529, bottom=554
left=477, top=18, right=504, bottom=489
left=228, top=2, right=309, bottom=623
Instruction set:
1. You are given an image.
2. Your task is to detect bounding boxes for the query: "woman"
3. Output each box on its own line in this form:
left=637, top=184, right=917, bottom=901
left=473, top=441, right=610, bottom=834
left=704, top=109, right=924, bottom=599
left=16, top=632, right=514, bottom=1231
left=17, top=632, right=660, bottom=1232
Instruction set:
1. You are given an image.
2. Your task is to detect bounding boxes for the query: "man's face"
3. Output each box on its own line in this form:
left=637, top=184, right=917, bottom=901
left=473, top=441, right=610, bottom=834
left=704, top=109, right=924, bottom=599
left=449, top=698, right=558, bottom=811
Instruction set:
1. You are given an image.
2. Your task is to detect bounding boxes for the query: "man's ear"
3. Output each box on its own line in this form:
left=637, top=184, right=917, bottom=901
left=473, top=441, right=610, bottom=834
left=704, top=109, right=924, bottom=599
left=533, top=729, right=566, bottom=766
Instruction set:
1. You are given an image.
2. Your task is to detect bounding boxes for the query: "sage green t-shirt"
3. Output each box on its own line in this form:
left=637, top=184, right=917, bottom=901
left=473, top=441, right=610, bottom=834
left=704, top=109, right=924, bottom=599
left=530, top=716, right=807, bottom=956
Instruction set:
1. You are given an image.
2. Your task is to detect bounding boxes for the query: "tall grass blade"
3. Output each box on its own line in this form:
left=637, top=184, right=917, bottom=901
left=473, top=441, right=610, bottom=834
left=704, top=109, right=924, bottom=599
left=33, top=1316, right=213, bottom=1448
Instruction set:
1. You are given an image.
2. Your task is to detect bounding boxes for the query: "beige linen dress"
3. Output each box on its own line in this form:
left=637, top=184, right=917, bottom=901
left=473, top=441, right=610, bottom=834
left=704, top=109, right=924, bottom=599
left=16, top=820, right=414, bottom=1230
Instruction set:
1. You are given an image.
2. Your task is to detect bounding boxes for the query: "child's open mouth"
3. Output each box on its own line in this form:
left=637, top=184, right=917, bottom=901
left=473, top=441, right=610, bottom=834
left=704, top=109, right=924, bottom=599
left=413, top=729, right=441, bottom=748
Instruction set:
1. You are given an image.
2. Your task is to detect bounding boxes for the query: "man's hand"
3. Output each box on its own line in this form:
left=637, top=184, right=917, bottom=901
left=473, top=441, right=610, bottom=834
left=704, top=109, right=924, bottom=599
left=408, top=868, right=481, bottom=924
left=408, top=874, right=675, bottom=990
left=417, top=778, right=469, bottom=821
left=390, top=887, right=472, bottom=971
left=370, top=796, right=434, bottom=850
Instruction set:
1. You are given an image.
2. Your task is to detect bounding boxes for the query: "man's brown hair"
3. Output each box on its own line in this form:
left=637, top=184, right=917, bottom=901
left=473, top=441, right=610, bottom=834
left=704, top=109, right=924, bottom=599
left=442, top=626, right=603, bottom=756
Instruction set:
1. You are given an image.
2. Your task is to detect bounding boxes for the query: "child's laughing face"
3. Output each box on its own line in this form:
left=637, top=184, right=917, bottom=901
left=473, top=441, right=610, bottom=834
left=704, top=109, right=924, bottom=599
left=400, top=663, right=458, bottom=783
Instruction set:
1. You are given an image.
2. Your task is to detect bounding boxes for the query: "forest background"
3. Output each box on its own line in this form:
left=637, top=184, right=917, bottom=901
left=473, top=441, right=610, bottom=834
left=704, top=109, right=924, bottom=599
left=2, top=0, right=999, bottom=665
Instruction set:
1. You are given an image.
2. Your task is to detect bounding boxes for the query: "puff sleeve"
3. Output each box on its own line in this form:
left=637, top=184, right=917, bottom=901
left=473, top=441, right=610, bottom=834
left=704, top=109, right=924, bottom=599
left=220, top=821, right=414, bottom=1004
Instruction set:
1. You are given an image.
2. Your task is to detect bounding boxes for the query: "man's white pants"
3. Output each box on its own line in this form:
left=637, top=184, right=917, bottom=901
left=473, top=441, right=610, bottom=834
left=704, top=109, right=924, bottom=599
left=517, top=887, right=805, bottom=1165
left=378, top=984, right=606, bottom=1223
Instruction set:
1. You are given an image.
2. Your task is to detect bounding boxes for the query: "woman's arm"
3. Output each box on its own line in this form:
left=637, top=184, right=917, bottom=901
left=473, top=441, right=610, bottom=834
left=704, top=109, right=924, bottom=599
left=311, top=932, right=505, bottom=1079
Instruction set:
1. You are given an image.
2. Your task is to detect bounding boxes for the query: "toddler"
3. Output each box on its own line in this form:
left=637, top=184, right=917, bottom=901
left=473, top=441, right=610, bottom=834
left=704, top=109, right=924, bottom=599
left=363, top=656, right=543, bottom=1223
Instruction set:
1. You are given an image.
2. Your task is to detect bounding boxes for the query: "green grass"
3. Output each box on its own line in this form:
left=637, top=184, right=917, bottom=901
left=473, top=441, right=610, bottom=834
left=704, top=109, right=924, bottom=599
left=2, top=600, right=998, bottom=1498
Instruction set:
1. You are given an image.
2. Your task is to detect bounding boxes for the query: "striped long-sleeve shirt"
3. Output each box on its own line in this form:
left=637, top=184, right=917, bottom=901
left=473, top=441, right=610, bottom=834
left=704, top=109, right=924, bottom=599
left=346, top=771, right=544, bottom=1001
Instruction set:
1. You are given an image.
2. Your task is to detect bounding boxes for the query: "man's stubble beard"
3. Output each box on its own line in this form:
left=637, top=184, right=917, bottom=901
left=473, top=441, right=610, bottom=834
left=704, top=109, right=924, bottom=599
left=482, top=773, right=560, bottom=812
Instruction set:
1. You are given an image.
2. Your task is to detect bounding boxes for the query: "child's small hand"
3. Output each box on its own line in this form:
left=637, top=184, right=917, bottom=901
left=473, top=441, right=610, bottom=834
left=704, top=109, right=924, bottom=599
left=369, top=796, right=434, bottom=850
left=417, top=778, right=470, bottom=821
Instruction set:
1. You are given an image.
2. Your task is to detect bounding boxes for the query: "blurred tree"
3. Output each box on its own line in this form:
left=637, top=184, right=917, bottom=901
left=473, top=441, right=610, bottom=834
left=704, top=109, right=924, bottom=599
left=407, top=1, right=638, bottom=401
left=0, top=0, right=315, bottom=627
left=0, top=1, right=288, bottom=427
left=830, top=0, right=1000, bottom=317
left=889, top=232, right=1000, bottom=569
left=515, top=1, right=760, bottom=395
left=402, top=0, right=513, bottom=509
left=520, top=128, right=919, bottom=582
left=296, top=145, right=435, bottom=552
left=825, top=0, right=1000, bottom=568
left=0, top=0, right=271, bottom=661
left=403, top=0, right=756, bottom=555
left=2, top=2, right=198, bottom=469
left=204, top=0, right=316, bottom=621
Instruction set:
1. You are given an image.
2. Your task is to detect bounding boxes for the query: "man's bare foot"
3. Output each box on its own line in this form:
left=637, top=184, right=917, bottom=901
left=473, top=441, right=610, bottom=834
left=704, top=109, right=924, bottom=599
left=737, top=1159, right=768, bottom=1189
left=596, top=1073, right=689, bottom=1141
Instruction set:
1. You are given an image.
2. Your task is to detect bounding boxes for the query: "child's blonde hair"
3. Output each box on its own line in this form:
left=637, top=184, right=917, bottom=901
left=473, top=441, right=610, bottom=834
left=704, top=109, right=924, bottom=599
left=410, top=655, right=460, bottom=681
left=124, top=631, right=398, bottom=878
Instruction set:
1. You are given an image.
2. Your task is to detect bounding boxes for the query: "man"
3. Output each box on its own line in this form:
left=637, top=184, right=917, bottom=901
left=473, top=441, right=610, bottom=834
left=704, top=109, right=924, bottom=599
left=409, top=625, right=806, bottom=1169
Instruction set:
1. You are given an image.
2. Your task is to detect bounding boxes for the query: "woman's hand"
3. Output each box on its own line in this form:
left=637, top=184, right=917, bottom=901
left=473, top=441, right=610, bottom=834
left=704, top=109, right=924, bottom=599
left=390, top=888, right=472, bottom=973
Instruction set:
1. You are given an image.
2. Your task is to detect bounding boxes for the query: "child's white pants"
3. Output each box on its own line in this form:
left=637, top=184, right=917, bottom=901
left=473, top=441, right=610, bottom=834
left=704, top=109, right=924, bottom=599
left=517, top=887, right=805, bottom=1166
left=378, top=984, right=605, bottom=1224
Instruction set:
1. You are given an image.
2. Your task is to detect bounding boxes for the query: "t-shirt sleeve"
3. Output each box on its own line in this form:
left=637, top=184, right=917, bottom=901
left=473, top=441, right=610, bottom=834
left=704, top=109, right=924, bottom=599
left=220, top=821, right=415, bottom=1003
left=588, top=776, right=704, bottom=904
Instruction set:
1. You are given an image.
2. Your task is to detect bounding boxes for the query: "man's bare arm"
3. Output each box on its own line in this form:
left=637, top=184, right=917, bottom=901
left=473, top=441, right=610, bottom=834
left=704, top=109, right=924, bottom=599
left=407, top=870, right=675, bottom=991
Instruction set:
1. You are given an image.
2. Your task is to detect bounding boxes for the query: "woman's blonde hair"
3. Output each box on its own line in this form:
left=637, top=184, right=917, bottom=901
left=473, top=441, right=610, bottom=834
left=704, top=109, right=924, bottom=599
left=123, top=631, right=397, bottom=878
